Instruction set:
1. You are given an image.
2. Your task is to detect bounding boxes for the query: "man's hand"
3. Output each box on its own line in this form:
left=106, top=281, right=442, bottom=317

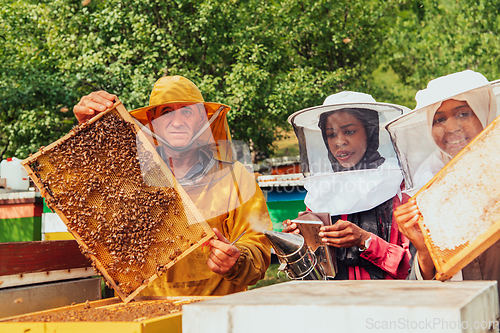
left=73, top=91, right=117, bottom=124
left=207, top=228, right=241, bottom=275
left=319, top=219, right=371, bottom=248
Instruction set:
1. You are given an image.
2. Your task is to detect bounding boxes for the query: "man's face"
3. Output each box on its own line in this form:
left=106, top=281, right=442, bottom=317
left=431, top=99, right=483, bottom=157
left=152, top=103, right=205, bottom=148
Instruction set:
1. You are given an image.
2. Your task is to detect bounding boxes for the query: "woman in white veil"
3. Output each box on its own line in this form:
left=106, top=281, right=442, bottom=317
left=284, top=91, right=412, bottom=280
left=391, top=70, right=500, bottom=283
left=412, top=76, right=496, bottom=190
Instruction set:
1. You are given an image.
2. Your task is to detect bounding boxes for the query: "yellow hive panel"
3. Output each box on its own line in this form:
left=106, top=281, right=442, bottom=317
left=414, top=115, right=500, bottom=281
left=0, top=296, right=213, bottom=333
left=21, top=103, right=214, bottom=302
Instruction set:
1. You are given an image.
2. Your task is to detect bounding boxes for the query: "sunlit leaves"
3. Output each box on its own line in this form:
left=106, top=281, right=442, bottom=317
left=384, top=0, right=500, bottom=90
left=1, top=0, right=406, bottom=159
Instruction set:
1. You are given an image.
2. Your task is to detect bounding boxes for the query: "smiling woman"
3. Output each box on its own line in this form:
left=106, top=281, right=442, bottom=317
left=386, top=70, right=499, bottom=194
left=431, top=99, right=483, bottom=158
left=390, top=70, right=500, bottom=293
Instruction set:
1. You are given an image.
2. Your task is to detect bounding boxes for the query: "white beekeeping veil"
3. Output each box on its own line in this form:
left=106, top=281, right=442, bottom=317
left=288, top=91, right=409, bottom=215
left=386, top=70, right=500, bottom=195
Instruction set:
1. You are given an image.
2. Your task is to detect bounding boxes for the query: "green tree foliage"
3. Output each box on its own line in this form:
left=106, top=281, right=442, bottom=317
left=384, top=0, right=500, bottom=92
left=0, top=1, right=77, bottom=159
left=1, top=0, right=406, bottom=160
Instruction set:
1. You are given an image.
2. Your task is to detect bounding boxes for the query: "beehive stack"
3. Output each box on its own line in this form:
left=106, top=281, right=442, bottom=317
left=22, top=103, right=214, bottom=302
left=415, top=115, right=500, bottom=280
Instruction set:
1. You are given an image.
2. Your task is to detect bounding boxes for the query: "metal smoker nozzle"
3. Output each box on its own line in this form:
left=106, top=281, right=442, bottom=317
left=264, top=230, right=326, bottom=281
left=263, top=230, right=305, bottom=258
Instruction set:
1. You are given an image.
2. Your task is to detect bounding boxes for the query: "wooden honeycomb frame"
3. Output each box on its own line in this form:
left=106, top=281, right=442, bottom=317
left=21, top=102, right=214, bottom=302
left=413, top=115, right=500, bottom=281
left=0, top=296, right=216, bottom=333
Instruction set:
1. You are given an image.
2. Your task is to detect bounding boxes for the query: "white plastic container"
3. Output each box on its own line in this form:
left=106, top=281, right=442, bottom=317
left=0, top=157, right=30, bottom=190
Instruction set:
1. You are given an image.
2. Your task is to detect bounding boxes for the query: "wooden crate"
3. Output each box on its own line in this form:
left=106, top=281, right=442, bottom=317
left=0, top=296, right=213, bottom=333
left=413, top=115, right=500, bottom=281
left=21, top=103, right=214, bottom=302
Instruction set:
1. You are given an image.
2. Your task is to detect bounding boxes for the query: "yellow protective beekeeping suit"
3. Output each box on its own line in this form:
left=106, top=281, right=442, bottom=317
left=138, top=161, right=272, bottom=296
left=129, top=76, right=272, bottom=296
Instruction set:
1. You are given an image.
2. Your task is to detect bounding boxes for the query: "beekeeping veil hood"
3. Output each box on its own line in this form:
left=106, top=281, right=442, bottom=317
left=129, top=76, right=255, bottom=220
left=288, top=91, right=408, bottom=215
left=385, top=70, right=500, bottom=196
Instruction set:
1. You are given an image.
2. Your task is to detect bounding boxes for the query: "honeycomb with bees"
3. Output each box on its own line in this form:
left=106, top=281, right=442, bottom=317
left=22, top=102, right=214, bottom=302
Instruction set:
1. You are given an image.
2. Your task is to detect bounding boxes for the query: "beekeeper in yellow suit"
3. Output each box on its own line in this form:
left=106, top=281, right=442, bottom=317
left=73, top=75, right=272, bottom=296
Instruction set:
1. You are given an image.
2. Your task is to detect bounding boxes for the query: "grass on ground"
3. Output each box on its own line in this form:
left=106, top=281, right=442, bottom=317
left=249, top=263, right=290, bottom=289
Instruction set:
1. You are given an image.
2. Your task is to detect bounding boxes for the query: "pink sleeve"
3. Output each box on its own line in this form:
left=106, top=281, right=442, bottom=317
left=359, top=194, right=411, bottom=279
left=359, top=231, right=411, bottom=279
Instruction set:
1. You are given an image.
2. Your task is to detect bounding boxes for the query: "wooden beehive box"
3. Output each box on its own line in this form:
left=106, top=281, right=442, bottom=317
left=21, top=102, right=214, bottom=302
left=0, top=296, right=214, bottom=333
left=414, top=115, right=500, bottom=281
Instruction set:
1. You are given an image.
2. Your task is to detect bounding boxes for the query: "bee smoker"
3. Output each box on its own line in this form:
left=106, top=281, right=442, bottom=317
left=264, top=230, right=327, bottom=280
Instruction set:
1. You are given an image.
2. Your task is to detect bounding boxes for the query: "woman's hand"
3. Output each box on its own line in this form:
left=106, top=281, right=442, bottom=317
left=282, top=211, right=308, bottom=234
left=319, top=220, right=371, bottom=248
left=394, top=199, right=426, bottom=252
left=282, top=219, right=300, bottom=234
left=73, top=91, right=117, bottom=124
left=394, top=199, right=435, bottom=279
